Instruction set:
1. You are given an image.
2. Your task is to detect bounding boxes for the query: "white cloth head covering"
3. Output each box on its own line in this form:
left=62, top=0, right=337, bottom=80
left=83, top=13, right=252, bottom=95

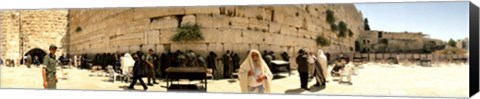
left=317, top=50, right=327, bottom=61
left=121, top=53, right=135, bottom=75
left=238, top=49, right=273, bottom=93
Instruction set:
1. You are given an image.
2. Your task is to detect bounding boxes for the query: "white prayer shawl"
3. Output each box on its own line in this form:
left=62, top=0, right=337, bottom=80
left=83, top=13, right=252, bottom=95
left=121, top=53, right=135, bottom=75
left=238, top=50, right=273, bottom=93
left=316, top=50, right=328, bottom=79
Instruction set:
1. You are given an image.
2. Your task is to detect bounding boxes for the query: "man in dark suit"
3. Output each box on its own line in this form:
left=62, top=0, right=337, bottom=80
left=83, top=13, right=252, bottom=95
left=296, top=49, right=309, bottom=90
left=127, top=53, right=148, bottom=91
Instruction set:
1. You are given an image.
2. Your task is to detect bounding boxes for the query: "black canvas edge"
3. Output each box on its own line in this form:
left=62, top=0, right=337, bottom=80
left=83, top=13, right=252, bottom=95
left=469, top=1, right=479, bottom=98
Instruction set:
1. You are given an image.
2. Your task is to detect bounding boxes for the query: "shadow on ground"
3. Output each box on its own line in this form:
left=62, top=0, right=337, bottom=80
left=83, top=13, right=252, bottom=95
left=284, top=88, right=305, bottom=94
left=308, top=85, right=326, bottom=92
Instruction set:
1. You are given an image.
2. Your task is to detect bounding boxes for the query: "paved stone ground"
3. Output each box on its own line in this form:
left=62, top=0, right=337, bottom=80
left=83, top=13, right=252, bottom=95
left=0, top=62, right=469, bottom=98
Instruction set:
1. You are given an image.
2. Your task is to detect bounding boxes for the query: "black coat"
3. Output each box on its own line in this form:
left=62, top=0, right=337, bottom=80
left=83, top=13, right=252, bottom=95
left=281, top=52, right=289, bottom=61
left=296, top=54, right=309, bottom=73
left=160, top=53, right=170, bottom=68
left=206, top=53, right=217, bottom=69
left=133, top=58, right=146, bottom=77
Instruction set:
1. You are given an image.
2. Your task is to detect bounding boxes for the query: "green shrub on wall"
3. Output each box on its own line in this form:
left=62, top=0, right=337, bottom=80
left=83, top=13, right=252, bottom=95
left=171, top=23, right=204, bottom=42
left=75, top=26, right=82, bottom=32
left=326, top=9, right=335, bottom=24
left=316, top=35, right=331, bottom=46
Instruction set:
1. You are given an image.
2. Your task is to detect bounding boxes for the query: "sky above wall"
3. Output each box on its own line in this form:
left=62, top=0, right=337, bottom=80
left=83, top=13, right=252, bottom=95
left=355, top=1, right=469, bottom=41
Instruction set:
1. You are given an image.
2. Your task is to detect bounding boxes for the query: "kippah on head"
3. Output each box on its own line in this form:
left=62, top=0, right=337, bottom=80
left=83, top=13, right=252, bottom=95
left=298, top=49, right=305, bottom=53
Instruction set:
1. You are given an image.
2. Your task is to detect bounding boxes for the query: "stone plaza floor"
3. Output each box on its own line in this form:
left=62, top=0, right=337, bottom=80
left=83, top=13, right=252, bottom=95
left=0, top=62, right=469, bottom=98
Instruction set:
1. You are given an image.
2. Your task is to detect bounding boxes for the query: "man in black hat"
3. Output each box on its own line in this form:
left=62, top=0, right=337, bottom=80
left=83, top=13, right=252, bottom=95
left=296, top=49, right=309, bottom=90
left=42, top=44, right=58, bottom=89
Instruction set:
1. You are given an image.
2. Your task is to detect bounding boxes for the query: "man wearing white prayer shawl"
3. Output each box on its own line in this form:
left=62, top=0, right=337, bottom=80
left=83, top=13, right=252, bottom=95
left=316, top=50, right=328, bottom=84
left=238, top=49, right=273, bottom=94
left=121, top=53, right=135, bottom=76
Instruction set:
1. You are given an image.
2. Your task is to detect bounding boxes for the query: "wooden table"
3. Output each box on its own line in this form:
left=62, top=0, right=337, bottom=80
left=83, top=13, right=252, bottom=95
left=165, top=67, right=207, bottom=92
left=271, top=60, right=291, bottom=76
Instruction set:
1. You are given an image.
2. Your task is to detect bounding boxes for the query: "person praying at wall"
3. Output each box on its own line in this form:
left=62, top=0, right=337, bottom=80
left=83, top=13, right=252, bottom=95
left=269, top=51, right=276, bottom=60
left=238, top=49, right=273, bottom=94
left=207, top=52, right=219, bottom=79
left=223, top=50, right=233, bottom=78
left=263, top=52, right=273, bottom=71
left=281, top=52, right=289, bottom=62
left=186, top=50, right=197, bottom=67
left=160, top=52, right=170, bottom=78
left=177, top=51, right=186, bottom=67
left=232, top=53, right=240, bottom=72
left=197, top=55, right=207, bottom=68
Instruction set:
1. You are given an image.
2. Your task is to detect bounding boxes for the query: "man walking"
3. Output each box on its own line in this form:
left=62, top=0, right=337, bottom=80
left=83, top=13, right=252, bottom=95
left=144, top=49, right=158, bottom=86
left=128, top=53, right=148, bottom=91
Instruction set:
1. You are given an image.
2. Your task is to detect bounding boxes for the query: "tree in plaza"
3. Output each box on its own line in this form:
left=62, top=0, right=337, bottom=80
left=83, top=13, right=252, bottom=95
left=447, top=38, right=456, bottom=47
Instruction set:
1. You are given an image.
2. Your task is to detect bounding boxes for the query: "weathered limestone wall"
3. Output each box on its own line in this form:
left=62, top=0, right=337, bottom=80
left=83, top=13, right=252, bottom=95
left=68, top=4, right=364, bottom=59
left=0, top=10, right=68, bottom=61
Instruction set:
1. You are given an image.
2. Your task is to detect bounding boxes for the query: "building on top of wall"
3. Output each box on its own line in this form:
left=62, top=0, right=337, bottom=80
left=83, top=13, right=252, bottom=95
left=356, top=30, right=445, bottom=53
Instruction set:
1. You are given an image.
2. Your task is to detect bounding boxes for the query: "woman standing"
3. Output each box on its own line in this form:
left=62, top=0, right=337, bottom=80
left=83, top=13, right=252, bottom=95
left=238, top=49, right=273, bottom=93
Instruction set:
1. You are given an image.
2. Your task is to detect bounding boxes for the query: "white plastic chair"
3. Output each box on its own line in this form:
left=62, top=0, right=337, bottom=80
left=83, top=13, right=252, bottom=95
left=107, top=65, right=123, bottom=83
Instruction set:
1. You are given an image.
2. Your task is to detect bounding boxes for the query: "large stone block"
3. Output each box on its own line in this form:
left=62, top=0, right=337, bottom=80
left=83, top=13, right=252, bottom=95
left=280, top=25, right=297, bottom=35
left=200, top=28, right=219, bottom=43
left=150, top=16, right=178, bottom=30
left=229, top=17, right=249, bottom=30
left=159, top=28, right=177, bottom=44
left=132, top=7, right=185, bottom=20
left=185, top=6, right=220, bottom=15
left=181, top=15, right=196, bottom=26
left=144, top=30, right=160, bottom=44
left=268, top=22, right=281, bottom=33
left=248, top=18, right=269, bottom=32
left=241, top=30, right=264, bottom=44
left=196, top=14, right=229, bottom=28
left=217, top=28, right=242, bottom=43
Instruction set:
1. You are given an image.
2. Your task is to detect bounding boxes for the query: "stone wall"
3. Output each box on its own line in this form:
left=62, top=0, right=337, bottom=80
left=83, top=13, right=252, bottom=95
left=68, top=4, right=364, bottom=62
left=0, top=10, right=68, bottom=62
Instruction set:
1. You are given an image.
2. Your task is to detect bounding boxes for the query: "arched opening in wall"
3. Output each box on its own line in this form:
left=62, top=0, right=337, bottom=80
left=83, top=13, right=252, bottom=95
left=25, top=48, right=47, bottom=64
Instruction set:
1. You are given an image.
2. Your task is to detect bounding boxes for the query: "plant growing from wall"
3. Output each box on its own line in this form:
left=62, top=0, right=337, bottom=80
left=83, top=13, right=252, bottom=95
left=330, top=23, right=338, bottom=31
left=326, top=9, right=338, bottom=32
left=75, top=26, right=82, bottom=32
left=316, top=35, right=331, bottom=46
left=326, top=9, right=335, bottom=24
left=348, top=29, right=354, bottom=37
left=337, top=21, right=348, bottom=38
left=171, top=23, right=204, bottom=42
